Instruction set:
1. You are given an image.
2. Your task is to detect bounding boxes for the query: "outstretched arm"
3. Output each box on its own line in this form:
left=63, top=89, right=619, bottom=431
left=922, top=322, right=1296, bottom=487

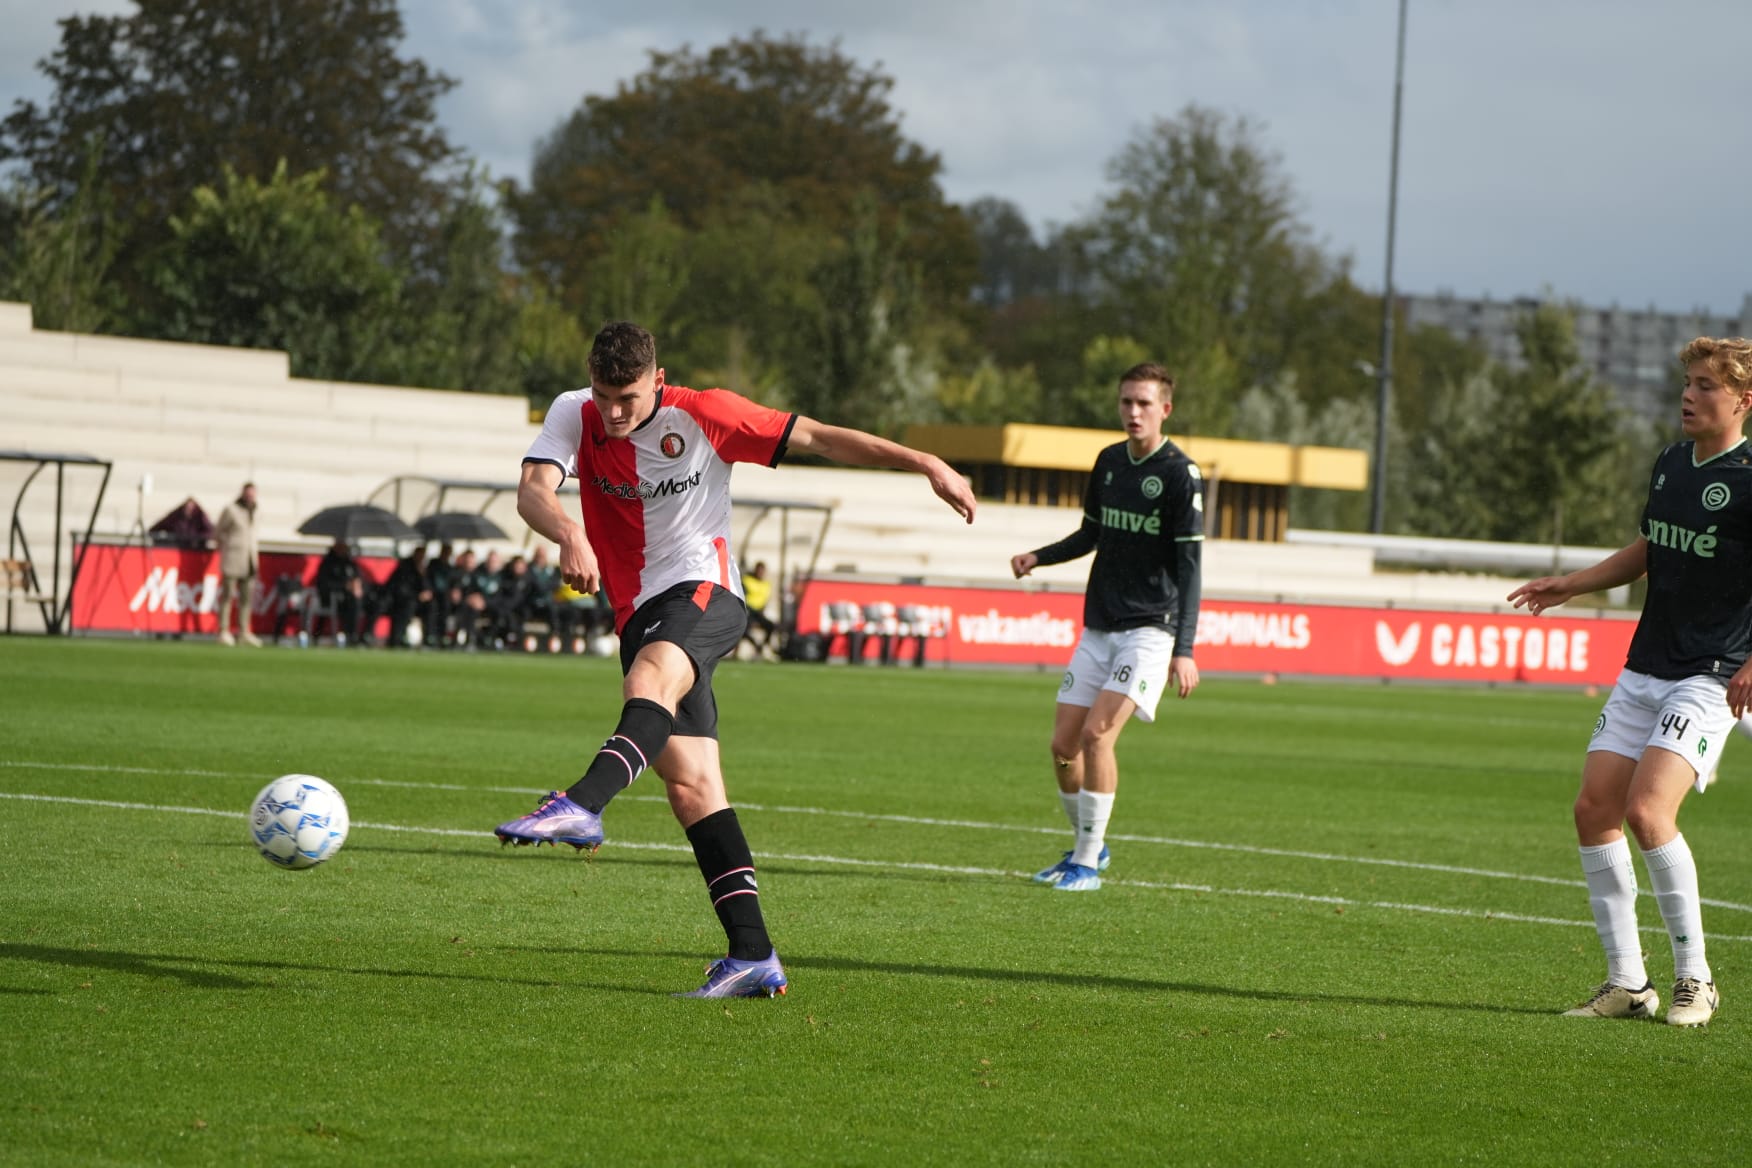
left=1506, top=538, right=1647, bottom=615
left=788, top=417, right=976, bottom=523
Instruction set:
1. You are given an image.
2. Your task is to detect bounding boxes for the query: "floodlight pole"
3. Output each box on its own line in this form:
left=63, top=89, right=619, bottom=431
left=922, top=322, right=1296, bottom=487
left=1371, top=0, right=1408, bottom=534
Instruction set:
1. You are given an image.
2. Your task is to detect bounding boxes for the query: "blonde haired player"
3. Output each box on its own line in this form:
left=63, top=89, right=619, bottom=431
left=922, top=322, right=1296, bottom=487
left=1509, top=335, right=1752, bottom=1027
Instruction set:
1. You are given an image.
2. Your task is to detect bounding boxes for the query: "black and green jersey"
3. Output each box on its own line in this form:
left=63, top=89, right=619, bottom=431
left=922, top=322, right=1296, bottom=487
left=1030, top=437, right=1205, bottom=644
left=1626, top=438, right=1752, bottom=683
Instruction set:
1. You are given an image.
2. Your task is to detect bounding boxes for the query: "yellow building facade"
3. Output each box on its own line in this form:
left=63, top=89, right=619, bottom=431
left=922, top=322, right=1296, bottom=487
left=903, top=423, right=1369, bottom=542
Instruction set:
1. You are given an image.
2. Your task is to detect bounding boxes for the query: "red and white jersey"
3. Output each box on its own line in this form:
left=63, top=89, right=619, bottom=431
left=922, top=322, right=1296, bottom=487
left=524, top=385, right=796, bottom=632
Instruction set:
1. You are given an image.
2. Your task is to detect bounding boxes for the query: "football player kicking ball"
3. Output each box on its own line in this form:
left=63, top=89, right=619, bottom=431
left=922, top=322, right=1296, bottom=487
left=1509, top=335, right=1752, bottom=1028
left=494, top=321, right=976, bottom=998
left=1010, top=363, right=1203, bottom=891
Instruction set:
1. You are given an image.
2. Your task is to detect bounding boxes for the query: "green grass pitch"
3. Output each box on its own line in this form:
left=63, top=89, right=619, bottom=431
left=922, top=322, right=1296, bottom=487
left=2, top=637, right=1750, bottom=1166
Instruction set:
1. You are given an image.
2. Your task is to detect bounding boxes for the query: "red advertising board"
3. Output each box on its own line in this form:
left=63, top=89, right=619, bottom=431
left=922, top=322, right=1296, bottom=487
left=794, top=578, right=1637, bottom=685
left=68, top=543, right=1637, bottom=684
left=70, top=541, right=394, bottom=637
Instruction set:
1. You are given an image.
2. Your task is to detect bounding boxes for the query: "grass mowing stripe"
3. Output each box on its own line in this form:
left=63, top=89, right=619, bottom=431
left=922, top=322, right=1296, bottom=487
left=10, top=790, right=1752, bottom=944
left=12, top=759, right=1752, bottom=914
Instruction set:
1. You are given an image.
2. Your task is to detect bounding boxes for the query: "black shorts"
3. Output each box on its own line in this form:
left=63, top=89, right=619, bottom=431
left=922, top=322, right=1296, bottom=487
left=618, top=581, right=747, bottom=738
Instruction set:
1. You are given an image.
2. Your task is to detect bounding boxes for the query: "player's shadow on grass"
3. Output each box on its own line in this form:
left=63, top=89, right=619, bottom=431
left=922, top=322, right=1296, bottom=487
left=0, top=942, right=677, bottom=996
left=583, top=947, right=1554, bottom=1016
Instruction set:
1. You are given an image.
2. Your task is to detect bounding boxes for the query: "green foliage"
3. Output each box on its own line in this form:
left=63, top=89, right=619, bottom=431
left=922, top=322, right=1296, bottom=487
left=1062, top=335, right=1154, bottom=428
left=512, top=31, right=971, bottom=305
left=787, top=193, right=933, bottom=434
left=665, top=184, right=824, bottom=400
left=0, top=0, right=461, bottom=272
left=1079, top=106, right=1371, bottom=408
left=513, top=284, right=592, bottom=410
left=1487, top=306, right=1650, bottom=545
left=394, top=177, right=522, bottom=395
left=575, top=197, right=691, bottom=345
left=4, top=639, right=1752, bottom=1165
left=935, top=359, right=1044, bottom=425
left=1232, top=373, right=1377, bottom=530
left=971, top=106, right=1381, bottom=451
left=0, top=139, right=121, bottom=332
left=1393, top=305, right=1648, bottom=544
left=151, top=163, right=404, bottom=383
left=511, top=32, right=973, bottom=430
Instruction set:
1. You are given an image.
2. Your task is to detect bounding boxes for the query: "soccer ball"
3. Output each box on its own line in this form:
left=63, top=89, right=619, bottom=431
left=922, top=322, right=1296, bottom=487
left=249, top=774, right=350, bottom=870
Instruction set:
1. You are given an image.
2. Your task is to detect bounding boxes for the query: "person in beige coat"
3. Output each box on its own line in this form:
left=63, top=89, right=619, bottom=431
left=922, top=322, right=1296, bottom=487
left=214, top=482, right=261, bottom=646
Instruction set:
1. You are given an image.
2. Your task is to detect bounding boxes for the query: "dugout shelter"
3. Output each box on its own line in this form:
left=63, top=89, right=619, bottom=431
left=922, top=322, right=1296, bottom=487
left=3, top=449, right=114, bottom=634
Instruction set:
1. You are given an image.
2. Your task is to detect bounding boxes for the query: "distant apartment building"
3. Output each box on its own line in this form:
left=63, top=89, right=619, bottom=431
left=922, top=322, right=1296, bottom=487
left=1401, top=291, right=1752, bottom=423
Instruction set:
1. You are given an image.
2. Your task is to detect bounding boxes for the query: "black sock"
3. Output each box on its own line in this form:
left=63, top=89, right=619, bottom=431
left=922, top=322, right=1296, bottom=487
left=564, top=698, right=674, bottom=813
left=685, top=808, right=773, bottom=961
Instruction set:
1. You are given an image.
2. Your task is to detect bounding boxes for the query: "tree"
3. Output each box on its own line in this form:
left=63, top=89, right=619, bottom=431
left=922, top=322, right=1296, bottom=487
left=1393, top=305, right=1647, bottom=545
left=513, top=285, right=592, bottom=410
left=798, top=195, right=942, bottom=435
left=509, top=31, right=975, bottom=424
left=967, top=197, right=1057, bottom=308
left=151, top=163, right=404, bottom=383
left=1046, top=107, right=1375, bottom=422
left=512, top=31, right=973, bottom=308
left=1232, top=373, right=1376, bottom=531
left=1, top=0, right=461, bottom=277
left=936, top=359, right=1044, bottom=425
left=395, top=176, right=522, bottom=395
left=0, top=140, right=122, bottom=332
left=1487, top=305, right=1648, bottom=546
left=575, top=197, right=691, bottom=349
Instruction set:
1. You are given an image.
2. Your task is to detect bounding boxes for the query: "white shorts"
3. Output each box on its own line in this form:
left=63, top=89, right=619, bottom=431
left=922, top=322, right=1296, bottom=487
left=1590, top=669, right=1736, bottom=792
left=1058, top=626, right=1176, bottom=722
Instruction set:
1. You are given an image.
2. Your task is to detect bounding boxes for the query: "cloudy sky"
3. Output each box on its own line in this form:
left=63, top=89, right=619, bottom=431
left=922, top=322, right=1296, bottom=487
left=4, top=0, right=1749, bottom=317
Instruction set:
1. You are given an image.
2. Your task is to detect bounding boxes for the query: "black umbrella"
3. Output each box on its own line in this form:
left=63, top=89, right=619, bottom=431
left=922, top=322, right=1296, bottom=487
left=298, top=504, right=419, bottom=543
left=414, top=511, right=509, bottom=542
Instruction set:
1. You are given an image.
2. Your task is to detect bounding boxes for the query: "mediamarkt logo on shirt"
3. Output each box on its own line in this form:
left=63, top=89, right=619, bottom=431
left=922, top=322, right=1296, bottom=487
left=590, top=470, right=705, bottom=500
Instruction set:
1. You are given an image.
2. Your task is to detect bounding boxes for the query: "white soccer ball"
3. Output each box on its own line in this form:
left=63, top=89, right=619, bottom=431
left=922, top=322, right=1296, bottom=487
left=249, top=774, right=350, bottom=870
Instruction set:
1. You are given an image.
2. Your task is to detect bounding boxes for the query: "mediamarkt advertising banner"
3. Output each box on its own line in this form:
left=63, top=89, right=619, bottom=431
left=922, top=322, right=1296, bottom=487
left=70, top=541, right=393, bottom=637
left=793, top=577, right=1637, bottom=685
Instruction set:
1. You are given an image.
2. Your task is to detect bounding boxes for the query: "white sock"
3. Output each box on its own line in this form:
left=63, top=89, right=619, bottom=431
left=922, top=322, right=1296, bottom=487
left=1058, top=791, right=1080, bottom=837
left=1642, top=834, right=1711, bottom=983
left=1579, top=839, right=1647, bottom=989
left=1070, top=790, right=1114, bottom=868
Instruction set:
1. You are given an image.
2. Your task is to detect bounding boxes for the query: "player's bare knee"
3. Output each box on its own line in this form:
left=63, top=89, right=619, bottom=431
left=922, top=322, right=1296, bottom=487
left=1572, top=791, right=1621, bottom=838
left=1623, top=802, right=1676, bottom=851
left=1079, top=723, right=1121, bottom=756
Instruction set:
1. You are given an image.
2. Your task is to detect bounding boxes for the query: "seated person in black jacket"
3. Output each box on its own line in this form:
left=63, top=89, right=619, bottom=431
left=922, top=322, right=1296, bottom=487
left=423, top=542, right=458, bottom=647
left=312, top=539, right=366, bottom=646
left=522, top=546, right=560, bottom=648
left=455, top=549, right=500, bottom=648
left=382, top=546, right=432, bottom=649
left=496, top=553, right=538, bottom=649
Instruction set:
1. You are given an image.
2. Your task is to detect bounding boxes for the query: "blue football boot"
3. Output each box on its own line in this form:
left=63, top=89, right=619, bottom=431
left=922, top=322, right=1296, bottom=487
left=677, top=952, right=789, bottom=999
left=494, top=791, right=604, bottom=852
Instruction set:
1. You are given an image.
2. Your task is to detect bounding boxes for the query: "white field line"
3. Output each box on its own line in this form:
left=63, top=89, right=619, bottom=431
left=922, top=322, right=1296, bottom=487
left=8, top=758, right=1752, bottom=916
left=4, top=789, right=1752, bottom=945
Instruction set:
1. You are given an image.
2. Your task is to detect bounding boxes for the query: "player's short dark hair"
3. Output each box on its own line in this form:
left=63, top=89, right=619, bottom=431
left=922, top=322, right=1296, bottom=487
left=1119, top=363, right=1176, bottom=401
left=588, top=321, right=657, bottom=388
